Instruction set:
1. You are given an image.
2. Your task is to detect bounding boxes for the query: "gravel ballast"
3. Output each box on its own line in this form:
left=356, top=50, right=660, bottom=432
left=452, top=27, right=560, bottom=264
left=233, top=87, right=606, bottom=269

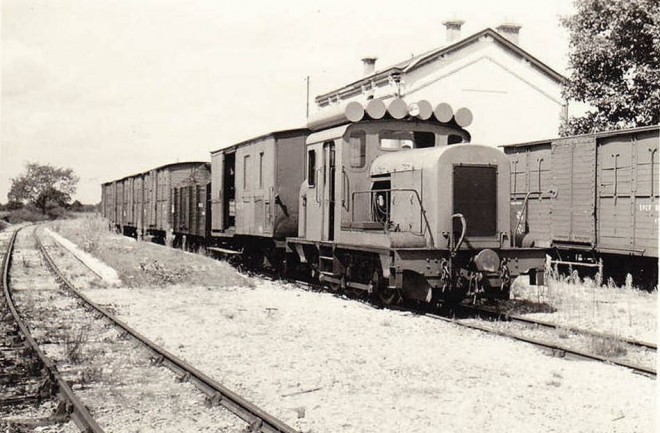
left=45, top=219, right=657, bottom=432
left=82, top=283, right=655, bottom=433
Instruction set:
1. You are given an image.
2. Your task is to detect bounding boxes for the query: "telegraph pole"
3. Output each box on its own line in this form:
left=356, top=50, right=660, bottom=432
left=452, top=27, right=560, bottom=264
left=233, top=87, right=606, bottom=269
left=305, top=75, right=310, bottom=119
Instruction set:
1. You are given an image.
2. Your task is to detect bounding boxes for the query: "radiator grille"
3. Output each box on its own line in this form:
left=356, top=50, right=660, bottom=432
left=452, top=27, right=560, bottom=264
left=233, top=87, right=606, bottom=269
left=453, top=165, right=497, bottom=236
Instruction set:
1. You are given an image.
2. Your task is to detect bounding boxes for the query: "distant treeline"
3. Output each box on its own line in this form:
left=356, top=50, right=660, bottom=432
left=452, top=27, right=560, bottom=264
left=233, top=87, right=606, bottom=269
left=0, top=200, right=99, bottom=213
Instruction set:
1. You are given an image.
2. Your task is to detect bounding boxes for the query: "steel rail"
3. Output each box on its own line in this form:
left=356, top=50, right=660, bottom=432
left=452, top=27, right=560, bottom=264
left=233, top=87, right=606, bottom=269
left=34, top=230, right=299, bottom=433
left=426, top=311, right=656, bottom=377
left=459, top=304, right=657, bottom=350
left=2, top=228, right=106, bottom=433
left=283, top=277, right=657, bottom=377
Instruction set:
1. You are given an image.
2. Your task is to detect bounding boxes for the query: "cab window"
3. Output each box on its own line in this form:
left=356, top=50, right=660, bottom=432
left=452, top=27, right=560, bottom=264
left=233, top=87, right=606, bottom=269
left=379, top=130, right=437, bottom=150
left=380, top=131, right=413, bottom=151
left=349, top=132, right=366, bottom=168
left=308, top=149, right=316, bottom=187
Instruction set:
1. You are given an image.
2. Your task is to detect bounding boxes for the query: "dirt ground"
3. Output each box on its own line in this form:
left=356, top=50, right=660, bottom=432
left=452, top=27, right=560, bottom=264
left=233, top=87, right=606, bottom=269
left=45, top=217, right=657, bottom=433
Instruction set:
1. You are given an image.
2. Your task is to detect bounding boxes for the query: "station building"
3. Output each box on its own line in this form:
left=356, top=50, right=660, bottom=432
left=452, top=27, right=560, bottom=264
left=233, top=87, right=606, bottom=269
left=314, top=21, right=567, bottom=146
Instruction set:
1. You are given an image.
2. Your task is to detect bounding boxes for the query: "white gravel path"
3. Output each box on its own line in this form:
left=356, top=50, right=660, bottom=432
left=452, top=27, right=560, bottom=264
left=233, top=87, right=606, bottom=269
left=44, top=227, right=121, bottom=286
left=82, top=281, right=656, bottom=433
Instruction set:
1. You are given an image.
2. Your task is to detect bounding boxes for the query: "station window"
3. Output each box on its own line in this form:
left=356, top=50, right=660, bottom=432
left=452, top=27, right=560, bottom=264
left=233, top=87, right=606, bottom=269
left=349, top=132, right=366, bottom=168
left=308, top=150, right=316, bottom=187
left=243, top=155, right=250, bottom=189
left=258, top=152, right=264, bottom=188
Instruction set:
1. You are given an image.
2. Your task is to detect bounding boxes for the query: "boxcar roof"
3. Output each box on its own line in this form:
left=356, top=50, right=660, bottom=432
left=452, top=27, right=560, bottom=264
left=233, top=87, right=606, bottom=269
left=501, top=125, right=659, bottom=149
left=103, top=161, right=209, bottom=184
left=210, top=128, right=309, bottom=155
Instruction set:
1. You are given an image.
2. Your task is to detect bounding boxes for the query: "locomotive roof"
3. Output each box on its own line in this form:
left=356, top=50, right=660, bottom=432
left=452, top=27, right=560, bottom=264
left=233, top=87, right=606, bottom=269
left=500, top=124, right=660, bottom=149
left=210, top=128, right=309, bottom=155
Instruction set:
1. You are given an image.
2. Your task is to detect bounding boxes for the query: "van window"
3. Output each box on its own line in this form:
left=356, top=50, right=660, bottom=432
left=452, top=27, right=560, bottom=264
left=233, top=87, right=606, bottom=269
left=258, top=152, right=264, bottom=188
left=308, top=150, right=316, bottom=187
left=243, top=155, right=250, bottom=189
left=349, top=132, right=366, bottom=168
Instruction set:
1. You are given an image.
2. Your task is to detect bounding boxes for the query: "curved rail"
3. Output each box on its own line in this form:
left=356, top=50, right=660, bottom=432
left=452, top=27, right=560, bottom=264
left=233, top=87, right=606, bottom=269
left=34, top=230, right=299, bottom=433
left=2, top=228, right=105, bottom=433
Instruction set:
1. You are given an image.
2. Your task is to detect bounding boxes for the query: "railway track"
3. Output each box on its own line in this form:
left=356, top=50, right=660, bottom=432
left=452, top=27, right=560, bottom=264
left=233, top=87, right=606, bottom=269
left=285, top=275, right=656, bottom=377
left=5, top=225, right=299, bottom=433
left=459, top=303, right=657, bottom=350
left=1, top=228, right=101, bottom=432
left=426, top=303, right=656, bottom=377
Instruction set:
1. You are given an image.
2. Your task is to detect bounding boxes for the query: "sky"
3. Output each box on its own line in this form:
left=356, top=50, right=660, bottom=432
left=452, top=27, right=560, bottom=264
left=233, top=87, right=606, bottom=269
left=1, top=0, right=575, bottom=204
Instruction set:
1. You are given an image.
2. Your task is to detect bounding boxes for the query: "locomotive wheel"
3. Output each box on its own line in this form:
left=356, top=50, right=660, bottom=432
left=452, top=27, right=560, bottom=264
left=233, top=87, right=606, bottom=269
left=371, top=269, right=400, bottom=306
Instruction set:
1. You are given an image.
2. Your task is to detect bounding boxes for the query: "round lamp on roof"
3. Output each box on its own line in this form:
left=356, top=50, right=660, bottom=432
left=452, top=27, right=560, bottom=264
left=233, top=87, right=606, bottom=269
left=454, top=107, right=473, bottom=127
left=387, top=98, right=408, bottom=119
left=434, top=102, right=453, bottom=123
left=365, top=99, right=387, bottom=119
left=345, top=101, right=366, bottom=122
left=412, top=100, right=433, bottom=120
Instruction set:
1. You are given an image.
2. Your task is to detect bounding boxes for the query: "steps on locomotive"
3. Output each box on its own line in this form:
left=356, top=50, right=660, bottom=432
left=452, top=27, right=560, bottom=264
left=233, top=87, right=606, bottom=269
left=318, top=244, right=334, bottom=274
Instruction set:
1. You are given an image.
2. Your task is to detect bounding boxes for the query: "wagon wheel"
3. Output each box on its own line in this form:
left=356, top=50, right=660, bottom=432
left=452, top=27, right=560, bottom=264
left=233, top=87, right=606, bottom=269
left=371, top=269, right=400, bottom=306
left=323, top=274, right=343, bottom=294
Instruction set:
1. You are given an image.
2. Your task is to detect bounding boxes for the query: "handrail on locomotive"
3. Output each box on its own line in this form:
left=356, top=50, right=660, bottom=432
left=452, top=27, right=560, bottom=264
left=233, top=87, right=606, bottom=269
left=350, top=188, right=433, bottom=241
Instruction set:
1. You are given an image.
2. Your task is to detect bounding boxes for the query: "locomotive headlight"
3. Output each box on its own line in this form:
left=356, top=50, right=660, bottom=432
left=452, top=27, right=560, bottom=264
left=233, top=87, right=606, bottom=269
left=474, top=249, right=500, bottom=273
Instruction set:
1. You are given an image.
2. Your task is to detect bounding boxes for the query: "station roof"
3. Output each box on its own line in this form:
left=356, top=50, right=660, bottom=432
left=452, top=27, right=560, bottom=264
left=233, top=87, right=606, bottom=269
left=315, top=27, right=566, bottom=105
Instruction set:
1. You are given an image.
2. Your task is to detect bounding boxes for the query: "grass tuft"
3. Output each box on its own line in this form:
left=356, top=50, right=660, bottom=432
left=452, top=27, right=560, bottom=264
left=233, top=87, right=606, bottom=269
left=64, top=325, right=91, bottom=363
left=590, top=335, right=627, bottom=357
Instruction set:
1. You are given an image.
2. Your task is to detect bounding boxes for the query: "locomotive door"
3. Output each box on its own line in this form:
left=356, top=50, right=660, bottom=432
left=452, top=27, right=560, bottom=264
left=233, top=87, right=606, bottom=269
left=304, top=144, right=323, bottom=241
left=322, top=141, right=336, bottom=241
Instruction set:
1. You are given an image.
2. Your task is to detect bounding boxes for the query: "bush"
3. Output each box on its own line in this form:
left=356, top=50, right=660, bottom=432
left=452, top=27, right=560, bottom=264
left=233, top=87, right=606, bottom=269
left=0, top=220, right=7, bottom=232
left=6, top=207, right=50, bottom=223
left=4, top=205, right=71, bottom=223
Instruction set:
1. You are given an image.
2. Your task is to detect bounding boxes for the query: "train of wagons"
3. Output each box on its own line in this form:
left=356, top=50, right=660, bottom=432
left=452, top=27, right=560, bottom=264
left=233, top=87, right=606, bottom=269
left=101, top=99, right=659, bottom=303
left=503, top=125, right=659, bottom=286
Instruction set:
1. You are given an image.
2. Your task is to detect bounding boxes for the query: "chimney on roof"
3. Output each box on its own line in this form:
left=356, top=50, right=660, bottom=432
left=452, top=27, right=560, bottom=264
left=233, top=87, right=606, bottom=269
left=443, top=19, right=465, bottom=44
left=496, top=23, right=522, bottom=45
left=361, top=57, right=377, bottom=76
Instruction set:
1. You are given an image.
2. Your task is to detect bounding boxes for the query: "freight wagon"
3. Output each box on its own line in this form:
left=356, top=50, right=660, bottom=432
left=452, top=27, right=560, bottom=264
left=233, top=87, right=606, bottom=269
left=171, top=163, right=212, bottom=248
left=503, top=125, right=659, bottom=285
left=101, top=162, right=210, bottom=244
left=208, top=129, right=308, bottom=267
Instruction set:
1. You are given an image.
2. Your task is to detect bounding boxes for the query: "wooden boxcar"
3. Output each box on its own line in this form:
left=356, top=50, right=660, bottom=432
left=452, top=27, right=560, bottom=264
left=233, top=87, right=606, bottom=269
left=209, top=129, right=308, bottom=260
left=101, top=162, right=209, bottom=243
left=502, top=125, right=659, bottom=284
left=101, top=181, right=118, bottom=229
left=171, top=163, right=212, bottom=247
left=115, top=180, right=125, bottom=232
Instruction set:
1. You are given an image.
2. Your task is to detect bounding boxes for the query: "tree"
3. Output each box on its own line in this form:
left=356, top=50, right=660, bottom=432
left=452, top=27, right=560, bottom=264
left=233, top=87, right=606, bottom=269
left=560, top=0, right=660, bottom=135
left=8, top=163, right=79, bottom=214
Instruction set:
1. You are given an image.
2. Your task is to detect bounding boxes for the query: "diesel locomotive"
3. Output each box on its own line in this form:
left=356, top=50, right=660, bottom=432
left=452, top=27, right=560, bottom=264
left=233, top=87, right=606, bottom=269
left=102, top=98, right=548, bottom=303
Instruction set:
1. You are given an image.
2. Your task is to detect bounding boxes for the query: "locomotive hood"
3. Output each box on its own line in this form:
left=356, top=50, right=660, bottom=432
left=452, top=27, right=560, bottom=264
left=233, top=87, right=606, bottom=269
left=370, top=143, right=504, bottom=176
left=368, top=143, right=510, bottom=250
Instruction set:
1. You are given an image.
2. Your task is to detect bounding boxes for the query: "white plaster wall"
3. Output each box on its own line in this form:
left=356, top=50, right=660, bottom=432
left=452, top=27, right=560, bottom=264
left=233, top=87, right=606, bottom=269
left=404, top=56, right=563, bottom=145
left=315, top=38, right=564, bottom=146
